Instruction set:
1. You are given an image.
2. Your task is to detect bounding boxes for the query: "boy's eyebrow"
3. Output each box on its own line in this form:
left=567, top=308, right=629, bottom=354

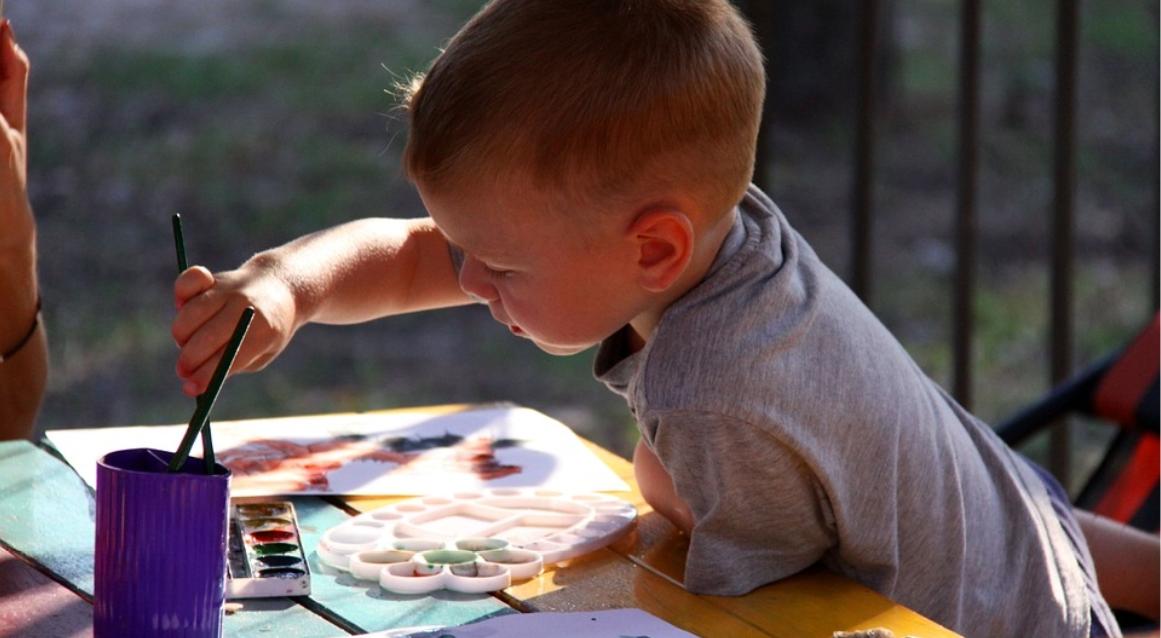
left=442, top=235, right=517, bottom=268
left=437, top=221, right=522, bottom=262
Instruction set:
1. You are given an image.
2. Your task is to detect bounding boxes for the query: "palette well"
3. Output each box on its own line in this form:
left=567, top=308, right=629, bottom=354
left=317, top=488, right=637, bottom=594
left=227, top=500, right=311, bottom=598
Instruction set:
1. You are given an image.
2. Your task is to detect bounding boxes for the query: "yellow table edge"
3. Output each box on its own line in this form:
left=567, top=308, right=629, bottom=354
left=349, top=404, right=962, bottom=637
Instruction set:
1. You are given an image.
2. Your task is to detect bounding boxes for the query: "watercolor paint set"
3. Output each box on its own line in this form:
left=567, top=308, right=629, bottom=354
left=226, top=500, right=311, bottom=598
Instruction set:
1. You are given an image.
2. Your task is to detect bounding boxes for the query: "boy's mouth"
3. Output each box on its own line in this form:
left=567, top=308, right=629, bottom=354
left=487, top=305, right=521, bottom=336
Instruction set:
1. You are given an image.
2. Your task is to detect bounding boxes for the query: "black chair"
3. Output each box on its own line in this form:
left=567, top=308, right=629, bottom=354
left=996, top=312, right=1159, bottom=532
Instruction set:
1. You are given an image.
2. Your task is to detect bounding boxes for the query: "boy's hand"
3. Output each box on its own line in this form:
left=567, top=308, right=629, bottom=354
left=170, top=216, right=470, bottom=397
left=172, top=262, right=298, bottom=397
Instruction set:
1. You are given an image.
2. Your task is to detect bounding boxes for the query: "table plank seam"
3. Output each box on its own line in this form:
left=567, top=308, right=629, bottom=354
left=491, top=589, right=534, bottom=613
left=619, top=551, right=685, bottom=590
left=623, top=555, right=780, bottom=637
left=320, top=495, right=364, bottom=517
left=291, top=595, right=363, bottom=636
left=0, top=537, right=94, bottom=604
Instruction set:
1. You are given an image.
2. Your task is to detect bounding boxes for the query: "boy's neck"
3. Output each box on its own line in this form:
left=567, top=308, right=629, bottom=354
left=627, top=206, right=739, bottom=352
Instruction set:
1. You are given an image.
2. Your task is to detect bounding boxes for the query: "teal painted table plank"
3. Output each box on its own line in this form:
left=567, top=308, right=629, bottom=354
left=0, top=440, right=99, bottom=594
left=0, top=441, right=346, bottom=637
left=223, top=598, right=347, bottom=637
left=291, top=497, right=512, bottom=633
left=0, top=441, right=514, bottom=636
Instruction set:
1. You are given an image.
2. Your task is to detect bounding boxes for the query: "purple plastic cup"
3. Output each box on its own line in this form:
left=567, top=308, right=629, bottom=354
left=94, top=448, right=231, bottom=638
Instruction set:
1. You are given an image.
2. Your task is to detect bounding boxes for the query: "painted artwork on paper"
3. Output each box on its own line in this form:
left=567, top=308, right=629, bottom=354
left=216, top=432, right=524, bottom=493
left=46, top=406, right=629, bottom=497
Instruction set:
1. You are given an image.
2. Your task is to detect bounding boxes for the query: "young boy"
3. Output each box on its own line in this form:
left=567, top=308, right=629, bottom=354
left=171, top=2, right=1155, bottom=635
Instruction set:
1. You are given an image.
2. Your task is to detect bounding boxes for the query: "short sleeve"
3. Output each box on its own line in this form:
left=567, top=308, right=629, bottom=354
left=643, top=408, right=835, bottom=595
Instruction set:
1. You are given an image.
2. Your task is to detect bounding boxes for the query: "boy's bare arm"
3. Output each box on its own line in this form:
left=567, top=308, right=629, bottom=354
left=1075, top=508, right=1160, bottom=622
left=254, top=217, right=467, bottom=324
left=171, top=217, right=469, bottom=396
left=634, top=438, right=694, bottom=534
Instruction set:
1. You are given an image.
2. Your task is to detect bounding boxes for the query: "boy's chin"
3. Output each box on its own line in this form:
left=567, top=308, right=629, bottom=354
left=531, top=340, right=595, bottom=357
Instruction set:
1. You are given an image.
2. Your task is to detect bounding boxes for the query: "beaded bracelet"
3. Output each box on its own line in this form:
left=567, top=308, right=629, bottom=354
left=0, top=296, right=41, bottom=364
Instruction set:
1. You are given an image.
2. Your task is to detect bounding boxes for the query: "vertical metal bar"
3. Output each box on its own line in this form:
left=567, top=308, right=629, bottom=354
left=1152, top=18, right=1160, bottom=311
left=1050, top=0, right=1080, bottom=487
left=852, top=0, right=880, bottom=302
left=953, top=0, right=981, bottom=409
left=1153, top=134, right=1159, bottom=311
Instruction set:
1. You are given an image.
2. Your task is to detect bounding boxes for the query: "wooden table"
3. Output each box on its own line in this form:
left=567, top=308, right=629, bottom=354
left=0, top=405, right=961, bottom=637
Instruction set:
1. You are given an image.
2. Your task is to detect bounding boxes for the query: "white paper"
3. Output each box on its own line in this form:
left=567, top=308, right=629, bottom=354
left=348, top=608, right=697, bottom=638
left=46, top=406, right=629, bottom=496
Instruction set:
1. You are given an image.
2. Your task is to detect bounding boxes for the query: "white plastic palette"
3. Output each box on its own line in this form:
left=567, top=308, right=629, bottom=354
left=317, top=488, right=637, bottom=594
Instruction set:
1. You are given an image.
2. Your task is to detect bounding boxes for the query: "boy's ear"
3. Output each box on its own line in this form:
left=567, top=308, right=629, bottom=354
left=627, top=209, right=694, bottom=293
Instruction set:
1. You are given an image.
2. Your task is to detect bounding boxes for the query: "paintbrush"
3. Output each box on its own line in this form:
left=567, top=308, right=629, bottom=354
left=171, top=213, right=216, bottom=474
left=168, top=306, right=255, bottom=473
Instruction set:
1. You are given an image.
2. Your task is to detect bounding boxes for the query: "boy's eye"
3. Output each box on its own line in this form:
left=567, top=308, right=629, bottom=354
left=484, top=264, right=513, bottom=279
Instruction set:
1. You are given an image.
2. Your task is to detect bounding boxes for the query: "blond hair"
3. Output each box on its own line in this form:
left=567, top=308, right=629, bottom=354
left=402, top=0, right=765, bottom=220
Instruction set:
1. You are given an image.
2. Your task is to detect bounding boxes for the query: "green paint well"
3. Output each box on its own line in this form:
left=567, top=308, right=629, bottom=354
left=254, top=542, right=298, bottom=556
left=420, top=549, right=477, bottom=566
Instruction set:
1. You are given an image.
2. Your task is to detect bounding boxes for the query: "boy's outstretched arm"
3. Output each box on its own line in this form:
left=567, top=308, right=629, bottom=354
left=171, top=217, right=468, bottom=397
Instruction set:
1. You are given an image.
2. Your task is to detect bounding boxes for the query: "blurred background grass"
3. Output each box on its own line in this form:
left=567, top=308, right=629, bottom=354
left=11, top=1, right=1157, bottom=481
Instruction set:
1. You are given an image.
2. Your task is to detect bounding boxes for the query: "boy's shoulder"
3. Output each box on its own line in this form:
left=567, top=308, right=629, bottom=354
left=633, top=189, right=936, bottom=435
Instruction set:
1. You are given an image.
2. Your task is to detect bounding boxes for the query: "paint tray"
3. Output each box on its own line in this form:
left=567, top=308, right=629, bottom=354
left=226, top=499, right=311, bottom=598
left=316, top=488, right=637, bottom=594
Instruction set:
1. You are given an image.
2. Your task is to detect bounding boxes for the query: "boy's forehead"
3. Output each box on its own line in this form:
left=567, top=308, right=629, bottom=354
left=424, top=179, right=565, bottom=241
left=425, top=192, right=533, bottom=260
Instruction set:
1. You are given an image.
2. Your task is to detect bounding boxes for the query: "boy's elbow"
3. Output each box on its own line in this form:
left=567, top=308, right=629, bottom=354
left=668, top=500, right=695, bottom=535
left=634, top=439, right=695, bottom=534
left=645, top=491, right=694, bottom=535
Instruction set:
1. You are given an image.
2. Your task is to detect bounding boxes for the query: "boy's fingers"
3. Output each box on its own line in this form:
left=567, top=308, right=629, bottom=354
left=179, top=344, right=226, bottom=397
left=179, top=349, right=217, bottom=397
left=0, top=21, right=30, bottom=135
left=176, top=302, right=252, bottom=376
left=180, top=337, right=266, bottom=397
left=171, top=287, right=227, bottom=346
left=249, top=351, right=278, bottom=371
left=174, top=266, right=215, bottom=309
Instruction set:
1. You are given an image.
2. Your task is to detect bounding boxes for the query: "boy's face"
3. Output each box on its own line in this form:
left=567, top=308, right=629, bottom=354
left=420, top=180, right=648, bottom=355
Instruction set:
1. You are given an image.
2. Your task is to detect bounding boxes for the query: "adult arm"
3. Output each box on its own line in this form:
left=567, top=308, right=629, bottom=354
left=0, top=20, right=46, bottom=440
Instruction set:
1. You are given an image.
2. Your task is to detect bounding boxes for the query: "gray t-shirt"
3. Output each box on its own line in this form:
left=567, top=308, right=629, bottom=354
left=593, top=185, right=1111, bottom=637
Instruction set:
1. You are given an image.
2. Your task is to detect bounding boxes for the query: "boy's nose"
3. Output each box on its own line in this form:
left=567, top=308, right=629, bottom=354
left=458, top=256, right=499, bottom=303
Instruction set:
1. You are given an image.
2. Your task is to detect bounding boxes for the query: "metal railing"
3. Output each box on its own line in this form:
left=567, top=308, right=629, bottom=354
left=746, top=0, right=1128, bottom=482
